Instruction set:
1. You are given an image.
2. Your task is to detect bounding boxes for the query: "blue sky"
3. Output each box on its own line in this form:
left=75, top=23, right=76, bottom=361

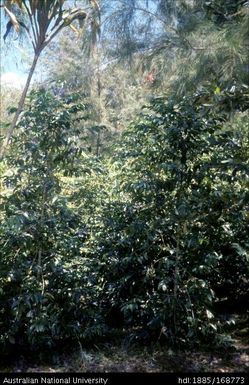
left=0, top=7, right=33, bottom=89
left=0, top=0, right=79, bottom=89
left=0, top=0, right=163, bottom=89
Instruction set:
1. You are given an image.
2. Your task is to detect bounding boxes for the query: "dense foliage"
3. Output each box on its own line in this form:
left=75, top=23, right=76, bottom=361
left=0, top=0, right=248, bottom=359
left=0, top=90, right=105, bottom=351
left=1, top=83, right=248, bottom=353
left=92, top=83, right=249, bottom=346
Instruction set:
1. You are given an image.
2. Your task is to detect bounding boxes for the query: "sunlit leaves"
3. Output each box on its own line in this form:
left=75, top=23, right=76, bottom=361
left=0, top=89, right=103, bottom=350
left=93, top=83, right=249, bottom=345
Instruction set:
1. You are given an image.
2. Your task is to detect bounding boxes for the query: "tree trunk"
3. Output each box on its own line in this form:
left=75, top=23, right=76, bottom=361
left=0, top=53, right=40, bottom=158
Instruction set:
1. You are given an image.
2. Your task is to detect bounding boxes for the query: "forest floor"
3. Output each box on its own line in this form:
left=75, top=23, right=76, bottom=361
left=18, top=338, right=248, bottom=373
left=2, top=328, right=249, bottom=373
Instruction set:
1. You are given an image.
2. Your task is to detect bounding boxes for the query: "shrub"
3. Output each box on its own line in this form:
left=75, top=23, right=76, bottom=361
left=94, top=85, right=249, bottom=345
left=0, top=90, right=105, bottom=352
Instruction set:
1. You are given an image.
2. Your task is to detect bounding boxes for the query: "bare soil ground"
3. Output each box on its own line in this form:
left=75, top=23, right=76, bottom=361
left=1, top=336, right=246, bottom=373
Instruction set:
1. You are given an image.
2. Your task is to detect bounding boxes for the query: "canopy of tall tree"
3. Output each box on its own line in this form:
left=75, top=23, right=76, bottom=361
left=0, top=0, right=100, bottom=157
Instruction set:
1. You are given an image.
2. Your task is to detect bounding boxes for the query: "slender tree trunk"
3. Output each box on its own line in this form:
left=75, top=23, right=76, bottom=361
left=96, top=130, right=101, bottom=157
left=0, top=53, right=40, bottom=157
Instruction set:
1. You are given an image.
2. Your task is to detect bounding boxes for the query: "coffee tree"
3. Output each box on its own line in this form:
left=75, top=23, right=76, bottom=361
left=94, top=84, right=249, bottom=346
left=0, top=89, right=104, bottom=351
